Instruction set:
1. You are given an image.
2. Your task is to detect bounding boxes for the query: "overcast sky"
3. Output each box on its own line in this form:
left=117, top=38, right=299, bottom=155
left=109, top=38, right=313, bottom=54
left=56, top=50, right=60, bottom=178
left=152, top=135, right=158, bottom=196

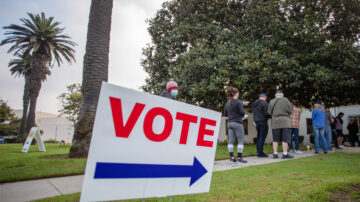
left=0, top=0, right=166, bottom=114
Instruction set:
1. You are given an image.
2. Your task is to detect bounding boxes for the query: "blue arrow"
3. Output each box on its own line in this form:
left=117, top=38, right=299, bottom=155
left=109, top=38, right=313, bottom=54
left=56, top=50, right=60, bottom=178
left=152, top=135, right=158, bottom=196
left=94, top=157, right=207, bottom=186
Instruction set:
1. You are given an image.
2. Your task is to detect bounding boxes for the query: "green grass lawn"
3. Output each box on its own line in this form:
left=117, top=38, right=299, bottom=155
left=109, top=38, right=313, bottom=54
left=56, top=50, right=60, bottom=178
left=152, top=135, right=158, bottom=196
left=0, top=143, right=86, bottom=183
left=33, top=152, right=360, bottom=202
left=0, top=143, right=308, bottom=182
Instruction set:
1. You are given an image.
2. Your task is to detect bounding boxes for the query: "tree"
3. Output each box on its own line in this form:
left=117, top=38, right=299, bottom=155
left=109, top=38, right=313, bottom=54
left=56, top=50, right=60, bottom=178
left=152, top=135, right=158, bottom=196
left=70, top=0, right=113, bottom=158
left=1, top=12, right=76, bottom=139
left=58, top=83, right=82, bottom=126
left=8, top=52, right=50, bottom=140
left=0, top=99, right=20, bottom=137
left=0, top=99, right=16, bottom=124
left=141, top=0, right=360, bottom=110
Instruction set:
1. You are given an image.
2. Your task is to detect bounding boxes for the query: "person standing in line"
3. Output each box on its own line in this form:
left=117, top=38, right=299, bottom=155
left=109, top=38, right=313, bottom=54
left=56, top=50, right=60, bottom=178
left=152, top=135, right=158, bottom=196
left=267, top=90, right=294, bottom=159
left=160, top=78, right=179, bottom=100
left=331, top=119, right=341, bottom=149
left=324, top=107, right=334, bottom=151
left=252, top=93, right=270, bottom=157
left=335, top=112, right=345, bottom=148
left=289, top=100, right=302, bottom=153
left=312, top=101, right=328, bottom=154
left=224, top=86, right=247, bottom=163
left=347, top=118, right=360, bottom=147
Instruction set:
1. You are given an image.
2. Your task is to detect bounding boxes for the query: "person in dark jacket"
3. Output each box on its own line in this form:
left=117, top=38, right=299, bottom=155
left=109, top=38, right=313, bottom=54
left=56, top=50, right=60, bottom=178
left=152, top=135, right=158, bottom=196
left=347, top=118, right=360, bottom=147
left=224, top=86, right=247, bottom=163
left=252, top=93, right=269, bottom=157
left=160, top=79, right=178, bottom=100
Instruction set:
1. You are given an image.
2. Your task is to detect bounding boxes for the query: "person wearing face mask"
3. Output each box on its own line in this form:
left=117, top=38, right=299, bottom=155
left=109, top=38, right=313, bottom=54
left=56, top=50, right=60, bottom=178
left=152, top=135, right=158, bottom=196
left=160, top=78, right=179, bottom=100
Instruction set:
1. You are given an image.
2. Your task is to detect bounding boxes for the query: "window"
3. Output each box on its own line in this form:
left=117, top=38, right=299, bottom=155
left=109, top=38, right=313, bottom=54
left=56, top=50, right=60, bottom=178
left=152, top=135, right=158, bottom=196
left=306, top=118, right=313, bottom=134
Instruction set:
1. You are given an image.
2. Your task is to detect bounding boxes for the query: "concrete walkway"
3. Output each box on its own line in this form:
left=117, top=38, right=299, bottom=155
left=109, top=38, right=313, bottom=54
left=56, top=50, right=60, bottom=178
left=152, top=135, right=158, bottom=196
left=3, top=149, right=358, bottom=202
left=214, top=150, right=314, bottom=171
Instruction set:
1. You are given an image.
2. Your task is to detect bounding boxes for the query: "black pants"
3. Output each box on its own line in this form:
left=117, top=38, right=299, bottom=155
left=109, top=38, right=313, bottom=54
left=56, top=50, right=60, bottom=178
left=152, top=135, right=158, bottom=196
left=332, top=130, right=339, bottom=148
left=349, top=133, right=360, bottom=146
left=256, top=121, right=268, bottom=155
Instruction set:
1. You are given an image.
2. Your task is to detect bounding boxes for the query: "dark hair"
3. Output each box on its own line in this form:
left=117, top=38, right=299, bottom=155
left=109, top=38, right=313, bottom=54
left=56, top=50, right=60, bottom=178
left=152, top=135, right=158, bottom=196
left=338, top=112, right=344, bottom=116
left=226, top=86, right=239, bottom=106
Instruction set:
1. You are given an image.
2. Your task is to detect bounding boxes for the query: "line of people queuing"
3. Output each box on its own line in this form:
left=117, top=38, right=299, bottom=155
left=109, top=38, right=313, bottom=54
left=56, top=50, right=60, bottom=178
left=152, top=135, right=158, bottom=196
left=160, top=79, right=359, bottom=164
left=312, top=103, right=359, bottom=153
left=224, top=87, right=295, bottom=163
left=223, top=86, right=360, bottom=164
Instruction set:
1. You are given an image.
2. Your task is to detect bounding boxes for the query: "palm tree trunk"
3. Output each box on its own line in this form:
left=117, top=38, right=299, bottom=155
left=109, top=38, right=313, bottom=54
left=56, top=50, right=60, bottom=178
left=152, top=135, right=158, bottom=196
left=19, top=74, right=30, bottom=142
left=25, top=54, right=45, bottom=137
left=69, top=0, right=113, bottom=158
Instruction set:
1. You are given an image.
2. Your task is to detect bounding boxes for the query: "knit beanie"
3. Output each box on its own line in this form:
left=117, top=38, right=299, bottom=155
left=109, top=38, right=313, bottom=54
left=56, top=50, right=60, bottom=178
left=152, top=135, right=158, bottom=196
left=166, top=79, right=178, bottom=92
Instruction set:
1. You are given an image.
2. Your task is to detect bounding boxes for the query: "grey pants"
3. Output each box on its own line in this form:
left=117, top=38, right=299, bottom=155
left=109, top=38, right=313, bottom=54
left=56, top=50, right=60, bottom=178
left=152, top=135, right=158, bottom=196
left=227, top=122, right=245, bottom=153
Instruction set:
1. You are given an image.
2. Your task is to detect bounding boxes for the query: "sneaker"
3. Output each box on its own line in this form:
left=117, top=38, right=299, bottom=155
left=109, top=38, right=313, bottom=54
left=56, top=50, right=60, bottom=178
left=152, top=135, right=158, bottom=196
left=257, top=153, right=269, bottom=158
left=295, top=150, right=303, bottom=154
left=273, top=154, right=279, bottom=159
left=289, top=149, right=294, bottom=153
left=336, top=147, right=342, bottom=149
left=236, top=158, right=247, bottom=163
left=282, top=154, right=294, bottom=159
left=230, top=158, right=236, bottom=163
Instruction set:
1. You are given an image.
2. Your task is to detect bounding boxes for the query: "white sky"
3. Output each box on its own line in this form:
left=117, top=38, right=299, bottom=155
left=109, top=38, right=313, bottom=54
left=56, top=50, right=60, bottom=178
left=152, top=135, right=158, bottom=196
left=0, top=0, right=166, bottom=114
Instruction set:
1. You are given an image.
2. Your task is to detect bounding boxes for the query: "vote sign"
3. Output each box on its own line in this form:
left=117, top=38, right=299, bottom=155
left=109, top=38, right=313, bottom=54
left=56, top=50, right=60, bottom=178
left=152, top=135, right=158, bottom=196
left=80, top=82, right=221, bottom=201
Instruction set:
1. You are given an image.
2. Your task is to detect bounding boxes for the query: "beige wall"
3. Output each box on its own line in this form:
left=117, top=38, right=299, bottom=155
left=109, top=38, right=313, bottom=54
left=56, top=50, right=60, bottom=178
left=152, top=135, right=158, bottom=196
left=14, top=110, right=74, bottom=143
left=218, top=110, right=273, bottom=144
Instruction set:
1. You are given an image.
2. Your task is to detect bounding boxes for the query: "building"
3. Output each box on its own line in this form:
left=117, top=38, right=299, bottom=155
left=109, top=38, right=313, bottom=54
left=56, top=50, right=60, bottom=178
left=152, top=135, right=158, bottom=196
left=218, top=105, right=360, bottom=145
left=14, top=110, right=74, bottom=143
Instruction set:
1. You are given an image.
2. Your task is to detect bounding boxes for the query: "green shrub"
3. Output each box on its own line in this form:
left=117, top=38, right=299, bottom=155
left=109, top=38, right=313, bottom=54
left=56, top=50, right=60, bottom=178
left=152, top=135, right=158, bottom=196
left=0, top=124, right=19, bottom=136
left=44, top=139, right=59, bottom=143
left=4, top=136, right=17, bottom=143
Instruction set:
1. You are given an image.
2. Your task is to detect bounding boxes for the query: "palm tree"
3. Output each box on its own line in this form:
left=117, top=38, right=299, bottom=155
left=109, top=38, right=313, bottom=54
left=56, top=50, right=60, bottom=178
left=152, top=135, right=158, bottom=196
left=69, top=0, right=113, bottom=158
left=1, top=12, right=76, bottom=137
left=8, top=52, right=51, bottom=140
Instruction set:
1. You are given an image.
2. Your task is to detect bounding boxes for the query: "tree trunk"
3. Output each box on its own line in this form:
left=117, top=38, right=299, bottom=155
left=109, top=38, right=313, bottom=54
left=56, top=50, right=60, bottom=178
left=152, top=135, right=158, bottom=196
left=25, top=53, right=46, bottom=137
left=69, top=0, right=113, bottom=158
left=19, top=74, right=30, bottom=142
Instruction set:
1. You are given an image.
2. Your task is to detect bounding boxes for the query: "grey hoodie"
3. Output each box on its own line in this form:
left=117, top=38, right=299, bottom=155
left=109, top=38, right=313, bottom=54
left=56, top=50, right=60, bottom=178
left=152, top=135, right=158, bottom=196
left=224, top=99, right=245, bottom=124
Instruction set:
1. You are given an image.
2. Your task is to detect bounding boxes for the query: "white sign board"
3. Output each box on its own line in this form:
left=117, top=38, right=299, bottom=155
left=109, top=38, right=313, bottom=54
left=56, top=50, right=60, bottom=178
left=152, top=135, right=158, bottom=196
left=80, top=82, right=221, bottom=201
left=22, top=127, right=46, bottom=153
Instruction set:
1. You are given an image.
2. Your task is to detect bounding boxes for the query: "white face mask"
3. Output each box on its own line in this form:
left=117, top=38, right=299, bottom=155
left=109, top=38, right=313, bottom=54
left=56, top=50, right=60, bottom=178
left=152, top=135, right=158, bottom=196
left=170, top=89, right=178, bottom=97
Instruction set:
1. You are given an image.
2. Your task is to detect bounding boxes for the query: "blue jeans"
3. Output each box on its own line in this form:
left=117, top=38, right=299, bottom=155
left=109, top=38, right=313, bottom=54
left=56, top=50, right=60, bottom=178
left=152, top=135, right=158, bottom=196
left=255, top=121, right=268, bottom=155
left=324, top=125, right=332, bottom=150
left=289, top=128, right=299, bottom=150
left=313, top=127, right=327, bottom=152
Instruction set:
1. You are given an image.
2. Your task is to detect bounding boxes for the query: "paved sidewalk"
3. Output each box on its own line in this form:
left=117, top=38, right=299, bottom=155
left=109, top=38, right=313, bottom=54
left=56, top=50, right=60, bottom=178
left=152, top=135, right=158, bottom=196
left=0, top=150, right=323, bottom=202
left=0, top=175, right=83, bottom=202
left=214, top=151, right=314, bottom=171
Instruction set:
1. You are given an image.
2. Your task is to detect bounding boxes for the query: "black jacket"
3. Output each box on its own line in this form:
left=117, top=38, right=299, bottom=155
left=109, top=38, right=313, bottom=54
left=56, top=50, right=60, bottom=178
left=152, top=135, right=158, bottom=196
left=251, top=99, right=269, bottom=122
left=347, top=123, right=359, bottom=135
left=224, top=99, right=245, bottom=124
